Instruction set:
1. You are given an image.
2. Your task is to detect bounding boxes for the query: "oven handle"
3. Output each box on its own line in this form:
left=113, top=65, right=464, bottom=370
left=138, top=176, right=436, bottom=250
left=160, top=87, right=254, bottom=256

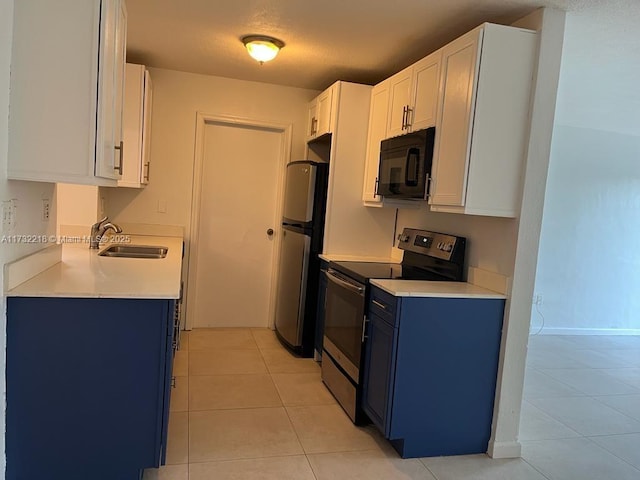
left=325, top=270, right=364, bottom=295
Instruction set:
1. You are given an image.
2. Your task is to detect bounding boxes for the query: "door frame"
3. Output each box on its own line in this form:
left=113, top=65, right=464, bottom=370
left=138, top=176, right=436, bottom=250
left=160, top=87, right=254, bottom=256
left=185, top=112, right=292, bottom=330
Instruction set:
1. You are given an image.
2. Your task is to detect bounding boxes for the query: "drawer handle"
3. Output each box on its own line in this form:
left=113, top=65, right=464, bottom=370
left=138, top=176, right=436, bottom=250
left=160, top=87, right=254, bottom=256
left=372, top=299, right=387, bottom=310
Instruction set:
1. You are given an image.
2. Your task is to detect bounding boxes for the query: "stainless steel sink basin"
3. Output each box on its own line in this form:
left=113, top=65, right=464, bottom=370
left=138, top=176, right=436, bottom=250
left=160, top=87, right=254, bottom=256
left=98, top=244, right=168, bottom=259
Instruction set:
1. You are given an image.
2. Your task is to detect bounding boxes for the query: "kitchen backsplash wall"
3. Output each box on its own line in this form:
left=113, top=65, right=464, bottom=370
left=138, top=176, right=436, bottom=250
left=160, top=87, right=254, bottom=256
left=393, top=204, right=518, bottom=280
left=55, top=183, right=100, bottom=237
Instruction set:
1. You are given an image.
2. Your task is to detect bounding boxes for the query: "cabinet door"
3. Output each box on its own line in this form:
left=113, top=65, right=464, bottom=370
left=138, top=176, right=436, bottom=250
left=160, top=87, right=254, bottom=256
left=95, top=0, right=123, bottom=180
left=386, top=67, right=412, bottom=138
left=142, top=69, right=153, bottom=185
left=316, top=87, right=334, bottom=137
left=410, top=50, right=441, bottom=131
left=362, top=80, right=390, bottom=205
left=120, top=64, right=152, bottom=188
left=430, top=28, right=482, bottom=207
left=362, top=313, right=397, bottom=436
left=307, top=100, right=318, bottom=141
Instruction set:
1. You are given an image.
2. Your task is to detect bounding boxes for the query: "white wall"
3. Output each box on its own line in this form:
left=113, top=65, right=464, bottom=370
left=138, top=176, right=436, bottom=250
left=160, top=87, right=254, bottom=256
left=1, top=0, right=57, bottom=473
left=104, top=68, right=318, bottom=326
left=105, top=68, right=317, bottom=229
left=55, top=183, right=99, bottom=236
left=394, top=206, right=518, bottom=278
left=533, top=3, right=640, bottom=334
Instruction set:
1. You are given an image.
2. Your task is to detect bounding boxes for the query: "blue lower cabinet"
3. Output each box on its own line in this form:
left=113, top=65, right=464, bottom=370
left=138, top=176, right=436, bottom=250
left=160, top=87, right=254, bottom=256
left=6, top=297, right=176, bottom=480
left=362, top=286, right=505, bottom=458
left=361, top=312, right=397, bottom=433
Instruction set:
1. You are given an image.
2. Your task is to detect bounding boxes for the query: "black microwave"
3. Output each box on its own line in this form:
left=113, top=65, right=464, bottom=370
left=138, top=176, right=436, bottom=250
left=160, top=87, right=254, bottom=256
left=376, top=127, right=435, bottom=200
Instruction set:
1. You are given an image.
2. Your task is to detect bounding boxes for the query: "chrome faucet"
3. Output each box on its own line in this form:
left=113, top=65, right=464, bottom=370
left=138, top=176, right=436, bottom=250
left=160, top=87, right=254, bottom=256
left=90, top=217, right=122, bottom=249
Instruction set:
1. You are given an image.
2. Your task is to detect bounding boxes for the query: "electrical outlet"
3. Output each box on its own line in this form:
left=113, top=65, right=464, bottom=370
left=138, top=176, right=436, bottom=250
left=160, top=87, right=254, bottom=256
left=2, top=199, right=17, bottom=233
left=533, top=294, right=543, bottom=306
left=1, top=200, right=11, bottom=233
left=42, top=198, right=50, bottom=221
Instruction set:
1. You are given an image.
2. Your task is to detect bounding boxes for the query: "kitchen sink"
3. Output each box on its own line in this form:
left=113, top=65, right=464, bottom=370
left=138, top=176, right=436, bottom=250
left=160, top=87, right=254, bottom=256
left=98, top=244, right=168, bottom=259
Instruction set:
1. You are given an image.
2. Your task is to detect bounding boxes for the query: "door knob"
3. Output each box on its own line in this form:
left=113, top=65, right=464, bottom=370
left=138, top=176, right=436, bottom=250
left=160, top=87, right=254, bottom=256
left=266, top=228, right=274, bottom=236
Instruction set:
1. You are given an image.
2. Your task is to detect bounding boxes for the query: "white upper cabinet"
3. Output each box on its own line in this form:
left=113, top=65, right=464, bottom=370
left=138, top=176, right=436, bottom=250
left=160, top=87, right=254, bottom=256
left=362, top=79, right=390, bottom=205
left=386, top=67, right=413, bottom=138
left=429, top=24, right=537, bottom=217
left=307, top=86, right=335, bottom=141
left=119, top=64, right=153, bottom=188
left=362, top=50, right=441, bottom=207
left=8, top=0, right=127, bottom=186
left=386, top=50, right=441, bottom=138
left=410, top=51, right=442, bottom=132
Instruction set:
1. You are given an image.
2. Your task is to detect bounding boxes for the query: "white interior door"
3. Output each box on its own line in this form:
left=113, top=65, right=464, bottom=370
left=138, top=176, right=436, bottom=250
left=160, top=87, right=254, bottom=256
left=193, top=122, right=282, bottom=328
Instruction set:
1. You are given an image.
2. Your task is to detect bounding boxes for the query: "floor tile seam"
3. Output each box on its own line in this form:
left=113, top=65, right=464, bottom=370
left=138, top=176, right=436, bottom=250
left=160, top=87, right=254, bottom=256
left=187, top=370, right=270, bottom=376
left=416, top=457, right=441, bottom=479
left=301, top=444, right=395, bottom=456
left=266, top=370, right=287, bottom=407
left=187, top=403, right=285, bottom=413
left=302, top=454, right=320, bottom=480
left=582, top=435, right=640, bottom=472
left=188, top=372, right=276, bottom=378
left=188, top=405, right=291, bottom=415
left=186, top=452, right=310, bottom=467
left=511, top=456, right=554, bottom=480
left=533, top=370, right=615, bottom=396
left=267, top=371, right=335, bottom=408
left=280, top=397, right=309, bottom=457
left=524, top=399, right=592, bottom=436
left=188, top=346, right=262, bottom=351
left=587, top=395, right=640, bottom=422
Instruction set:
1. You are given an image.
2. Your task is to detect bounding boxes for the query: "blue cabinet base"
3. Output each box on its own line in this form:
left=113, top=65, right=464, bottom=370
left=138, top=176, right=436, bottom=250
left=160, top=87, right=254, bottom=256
left=6, top=297, right=175, bottom=480
left=362, top=288, right=505, bottom=459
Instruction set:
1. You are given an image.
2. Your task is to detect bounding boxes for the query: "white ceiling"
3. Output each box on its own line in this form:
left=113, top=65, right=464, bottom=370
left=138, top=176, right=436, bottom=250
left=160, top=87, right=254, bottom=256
left=125, top=0, right=596, bottom=91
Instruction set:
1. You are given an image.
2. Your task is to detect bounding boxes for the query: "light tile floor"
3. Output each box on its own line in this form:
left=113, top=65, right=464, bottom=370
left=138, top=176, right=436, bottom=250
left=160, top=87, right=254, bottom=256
left=143, top=331, right=640, bottom=479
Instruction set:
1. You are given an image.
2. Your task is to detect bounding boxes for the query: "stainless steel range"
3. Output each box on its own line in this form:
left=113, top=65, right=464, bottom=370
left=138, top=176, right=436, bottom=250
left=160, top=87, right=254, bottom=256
left=321, top=228, right=466, bottom=423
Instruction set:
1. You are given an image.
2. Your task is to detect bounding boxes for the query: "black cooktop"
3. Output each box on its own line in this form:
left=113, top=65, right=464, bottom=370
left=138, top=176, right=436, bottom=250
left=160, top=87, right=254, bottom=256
left=330, top=261, right=451, bottom=285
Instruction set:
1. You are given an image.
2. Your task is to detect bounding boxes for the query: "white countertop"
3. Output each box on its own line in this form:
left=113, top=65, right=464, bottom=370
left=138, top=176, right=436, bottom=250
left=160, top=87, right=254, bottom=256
left=370, top=279, right=506, bottom=299
left=7, top=235, right=183, bottom=299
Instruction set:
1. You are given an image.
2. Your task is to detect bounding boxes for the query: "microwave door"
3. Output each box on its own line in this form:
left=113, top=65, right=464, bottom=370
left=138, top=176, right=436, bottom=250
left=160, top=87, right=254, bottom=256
left=404, top=147, right=420, bottom=187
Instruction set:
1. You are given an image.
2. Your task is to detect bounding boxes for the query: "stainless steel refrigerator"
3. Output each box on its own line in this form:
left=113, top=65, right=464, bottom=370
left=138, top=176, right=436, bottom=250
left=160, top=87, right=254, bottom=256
left=274, top=160, right=328, bottom=357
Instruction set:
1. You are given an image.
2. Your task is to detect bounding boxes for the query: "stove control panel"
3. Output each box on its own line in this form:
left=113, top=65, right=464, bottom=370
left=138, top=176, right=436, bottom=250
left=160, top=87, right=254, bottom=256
left=397, top=228, right=463, bottom=261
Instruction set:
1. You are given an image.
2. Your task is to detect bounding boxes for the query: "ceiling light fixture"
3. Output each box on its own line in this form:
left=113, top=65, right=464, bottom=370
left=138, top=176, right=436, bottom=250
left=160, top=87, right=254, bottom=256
left=242, top=35, right=285, bottom=64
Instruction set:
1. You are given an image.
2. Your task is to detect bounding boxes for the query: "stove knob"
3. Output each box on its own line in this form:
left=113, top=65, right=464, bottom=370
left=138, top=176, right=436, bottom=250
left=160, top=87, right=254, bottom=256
left=444, top=243, right=453, bottom=252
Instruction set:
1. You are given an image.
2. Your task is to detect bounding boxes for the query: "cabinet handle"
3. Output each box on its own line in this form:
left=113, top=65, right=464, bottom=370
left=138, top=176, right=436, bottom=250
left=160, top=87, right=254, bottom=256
left=313, top=117, right=318, bottom=135
left=374, top=176, right=379, bottom=197
left=171, top=376, right=176, bottom=388
left=361, top=316, right=369, bottom=342
left=406, top=106, right=413, bottom=129
left=372, top=299, right=387, bottom=310
left=401, top=106, right=407, bottom=130
left=114, top=141, right=124, bottom=175
left=426, top=175, right=433, bottom=200
left=143, top=162, right=150, bottom=182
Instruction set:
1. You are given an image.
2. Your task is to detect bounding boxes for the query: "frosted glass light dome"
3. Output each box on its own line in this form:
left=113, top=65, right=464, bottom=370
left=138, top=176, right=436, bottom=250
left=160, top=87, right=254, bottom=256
left=242, top=36, right=285, bottom=64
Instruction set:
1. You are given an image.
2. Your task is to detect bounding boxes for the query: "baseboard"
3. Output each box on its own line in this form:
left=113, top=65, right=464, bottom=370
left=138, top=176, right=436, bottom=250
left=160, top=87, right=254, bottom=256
left=487, top=440, right=522, bottom=458
left=531, top=327, right=640, bottom=336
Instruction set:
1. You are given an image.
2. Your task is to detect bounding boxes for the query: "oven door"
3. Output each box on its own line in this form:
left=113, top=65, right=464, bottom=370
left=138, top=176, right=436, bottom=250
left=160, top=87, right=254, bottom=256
left=323, top=269, right=365, bottom=382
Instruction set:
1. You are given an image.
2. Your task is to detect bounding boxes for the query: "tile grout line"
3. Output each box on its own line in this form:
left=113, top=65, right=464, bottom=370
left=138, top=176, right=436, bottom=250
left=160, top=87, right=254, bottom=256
left=582, top=435, right=640, bottom=474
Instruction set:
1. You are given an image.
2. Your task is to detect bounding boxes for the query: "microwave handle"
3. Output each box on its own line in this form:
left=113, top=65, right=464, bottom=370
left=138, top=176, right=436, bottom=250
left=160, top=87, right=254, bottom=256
left=404, top=147, right=420, bottom=187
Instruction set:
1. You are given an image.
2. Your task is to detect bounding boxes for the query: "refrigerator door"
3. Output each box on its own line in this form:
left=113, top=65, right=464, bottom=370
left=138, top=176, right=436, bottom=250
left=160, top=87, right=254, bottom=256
left=282, top=162, right=317, bottom=224
left=274, top=227, right=311, bottom=347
